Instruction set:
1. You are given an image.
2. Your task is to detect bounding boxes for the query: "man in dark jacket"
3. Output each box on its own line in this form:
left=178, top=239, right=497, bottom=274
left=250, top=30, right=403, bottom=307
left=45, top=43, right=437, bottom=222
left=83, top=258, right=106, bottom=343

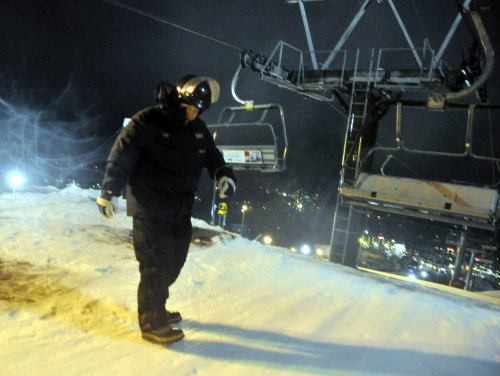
left=96, top=75, right=236, bottom=344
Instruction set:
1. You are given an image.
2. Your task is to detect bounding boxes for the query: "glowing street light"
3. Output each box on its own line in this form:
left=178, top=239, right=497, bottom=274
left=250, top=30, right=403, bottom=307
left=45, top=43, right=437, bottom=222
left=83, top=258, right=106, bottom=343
left=241, top=204, right=250, bottom=235
left=262, top=235, right=273, bottom=245
left=407, top=271, right=417, bottom=282
left=7, top=171, right=26, bottom=190
left=315, top=246, right=328, bottom=258
left=300, top=244, right=311, bottom=255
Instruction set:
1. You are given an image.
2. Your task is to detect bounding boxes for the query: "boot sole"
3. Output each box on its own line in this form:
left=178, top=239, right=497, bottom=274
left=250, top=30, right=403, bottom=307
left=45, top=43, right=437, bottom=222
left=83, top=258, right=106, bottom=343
left=142, top=330, right=185, bottom=344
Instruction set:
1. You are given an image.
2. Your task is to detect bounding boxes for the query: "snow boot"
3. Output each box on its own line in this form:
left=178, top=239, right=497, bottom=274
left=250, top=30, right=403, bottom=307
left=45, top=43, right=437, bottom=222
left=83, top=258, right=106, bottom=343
left=141, top=325, right=184, bottom=345
left=167, top=310, right=182, bottom=324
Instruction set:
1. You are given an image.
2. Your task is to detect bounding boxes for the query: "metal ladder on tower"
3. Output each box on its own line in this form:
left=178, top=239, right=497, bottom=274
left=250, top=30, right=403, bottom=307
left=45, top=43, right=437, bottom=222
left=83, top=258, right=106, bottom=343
left=329, top=49, right=374, bottom=266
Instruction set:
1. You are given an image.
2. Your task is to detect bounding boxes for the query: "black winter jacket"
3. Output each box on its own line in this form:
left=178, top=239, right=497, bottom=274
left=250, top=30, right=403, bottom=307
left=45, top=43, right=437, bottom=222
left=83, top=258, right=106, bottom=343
left=101, top=105, right=235, bottom=221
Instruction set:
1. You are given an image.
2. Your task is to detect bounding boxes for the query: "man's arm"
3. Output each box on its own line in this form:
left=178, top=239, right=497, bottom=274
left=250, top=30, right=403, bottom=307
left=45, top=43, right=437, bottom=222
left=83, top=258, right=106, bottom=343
left=101, top=116, right=148, bottom=196
left=202, top=124, right=236, bottom=198
left=97, top=115, right=148, bottom=218
left=203, top=125, right=234, bottom=181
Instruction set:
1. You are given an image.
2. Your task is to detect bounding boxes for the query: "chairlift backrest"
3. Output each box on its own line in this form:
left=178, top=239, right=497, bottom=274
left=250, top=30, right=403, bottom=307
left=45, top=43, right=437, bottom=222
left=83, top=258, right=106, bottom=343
left=208, top=103, right=288, bottom=172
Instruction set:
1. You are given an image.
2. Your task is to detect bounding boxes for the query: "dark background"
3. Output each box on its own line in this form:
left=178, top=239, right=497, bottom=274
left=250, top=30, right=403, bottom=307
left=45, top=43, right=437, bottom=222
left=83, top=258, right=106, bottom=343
left=1, top=0, right=499, bottom=248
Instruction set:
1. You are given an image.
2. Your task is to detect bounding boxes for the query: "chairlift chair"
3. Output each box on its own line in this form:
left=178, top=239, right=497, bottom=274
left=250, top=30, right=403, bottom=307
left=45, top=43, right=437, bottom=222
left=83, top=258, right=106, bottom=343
left=208, top=103, right=288, bottom=173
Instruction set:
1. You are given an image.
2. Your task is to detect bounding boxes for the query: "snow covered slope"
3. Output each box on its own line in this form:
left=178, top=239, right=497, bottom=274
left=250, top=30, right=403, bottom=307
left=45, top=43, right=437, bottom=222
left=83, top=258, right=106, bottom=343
left=0, top=186, right=498, bottom=376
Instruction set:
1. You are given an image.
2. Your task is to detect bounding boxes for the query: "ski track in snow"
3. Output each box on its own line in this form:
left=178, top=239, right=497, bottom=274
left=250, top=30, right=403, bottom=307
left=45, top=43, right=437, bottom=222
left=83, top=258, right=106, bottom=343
left=0, top=187, right=499, bottom=376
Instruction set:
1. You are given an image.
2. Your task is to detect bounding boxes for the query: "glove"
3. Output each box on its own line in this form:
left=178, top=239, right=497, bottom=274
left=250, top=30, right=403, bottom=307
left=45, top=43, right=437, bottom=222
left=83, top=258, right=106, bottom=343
left=216, top=176, right=236, bottom=199
left=96, top=192, right=118, bottom=219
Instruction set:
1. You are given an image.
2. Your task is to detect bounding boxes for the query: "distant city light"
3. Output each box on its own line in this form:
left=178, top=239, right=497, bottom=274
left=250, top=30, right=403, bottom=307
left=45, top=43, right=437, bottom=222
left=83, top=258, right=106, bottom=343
left=420, top=271, right=429, bottom=278
left=315, top=246, right=329, bottom=258
left=393, top=243, right=406, bottom=257
left=262, top=235, right=273, bottom=245
left=300, top=244, right=311, bottom=255
left=67, top=181, right=80, bottom=189
left=7, top=171, right=26, bottom=189
left=358, top=236, right=369, bottom=248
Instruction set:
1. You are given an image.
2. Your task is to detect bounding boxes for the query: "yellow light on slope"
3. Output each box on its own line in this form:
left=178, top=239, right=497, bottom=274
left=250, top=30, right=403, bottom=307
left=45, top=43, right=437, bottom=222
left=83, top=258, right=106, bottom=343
left=262, top=235, right=273, bottom=245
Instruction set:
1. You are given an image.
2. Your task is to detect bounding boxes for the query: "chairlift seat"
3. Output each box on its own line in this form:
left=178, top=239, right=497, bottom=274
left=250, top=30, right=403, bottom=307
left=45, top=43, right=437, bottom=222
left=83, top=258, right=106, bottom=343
left=340, top=173, right=499, bottom=231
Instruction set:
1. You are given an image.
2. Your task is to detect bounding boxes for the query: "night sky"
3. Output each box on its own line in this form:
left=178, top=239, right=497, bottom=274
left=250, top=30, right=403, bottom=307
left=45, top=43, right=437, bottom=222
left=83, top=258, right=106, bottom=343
left=1, top=0, right=499, bottom=247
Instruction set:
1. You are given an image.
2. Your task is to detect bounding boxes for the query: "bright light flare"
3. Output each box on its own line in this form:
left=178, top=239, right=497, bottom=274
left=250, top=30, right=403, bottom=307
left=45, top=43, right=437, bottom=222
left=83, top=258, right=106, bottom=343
left=407, top=273, right=417, bottom=282
left=262, top=235, right=273, bottom=245
left=7, top=171, right=26, bottom=189
left=316, top=247, right=327, bottom=258
left=300, top=244, right=311, bottom=255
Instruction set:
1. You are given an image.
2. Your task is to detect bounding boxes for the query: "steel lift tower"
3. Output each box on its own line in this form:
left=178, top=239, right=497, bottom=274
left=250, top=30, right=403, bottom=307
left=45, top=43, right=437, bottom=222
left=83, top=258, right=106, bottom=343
left=238, top=0, right=498, bottom=277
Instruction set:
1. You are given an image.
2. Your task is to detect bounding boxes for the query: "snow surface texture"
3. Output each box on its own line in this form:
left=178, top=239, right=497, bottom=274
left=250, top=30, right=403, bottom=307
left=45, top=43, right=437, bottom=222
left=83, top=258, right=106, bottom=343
left=0, top=186, right=498, bottom=376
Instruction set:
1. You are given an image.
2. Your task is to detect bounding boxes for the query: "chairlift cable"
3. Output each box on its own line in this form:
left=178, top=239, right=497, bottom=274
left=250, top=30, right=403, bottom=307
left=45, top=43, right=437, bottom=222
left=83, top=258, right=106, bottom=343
left=100, top=0, right=244, bottom=52
left=487, top=109, right=498, bottom=185
left=409, top=0, right=428, bottom=42
left=326, top=101, right=348, bottom=119
left=356, top=0, right=389, bottom=47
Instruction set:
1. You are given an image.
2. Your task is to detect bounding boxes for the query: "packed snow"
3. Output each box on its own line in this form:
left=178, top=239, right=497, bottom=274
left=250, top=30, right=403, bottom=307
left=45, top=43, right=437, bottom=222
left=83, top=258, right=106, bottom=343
left=0, top=185, right=498, bottom=376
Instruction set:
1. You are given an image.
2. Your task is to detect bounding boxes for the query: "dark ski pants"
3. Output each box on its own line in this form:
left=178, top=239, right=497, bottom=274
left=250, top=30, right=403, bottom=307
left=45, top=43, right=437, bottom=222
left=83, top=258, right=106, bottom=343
left=132, top=216, right=192, bottom=332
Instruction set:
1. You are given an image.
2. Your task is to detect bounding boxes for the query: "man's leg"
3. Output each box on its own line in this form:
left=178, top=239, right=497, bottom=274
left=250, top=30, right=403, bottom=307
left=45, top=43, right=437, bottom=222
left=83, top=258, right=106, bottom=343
left=171, top=220, right=193, bottom=285
left=164, top=220, right=192, bottom=320
left=132, top=217, right=185, bottom=343
left=132, top=217, right=191, bottom=332
left=133, top=217, right=174, bottom=332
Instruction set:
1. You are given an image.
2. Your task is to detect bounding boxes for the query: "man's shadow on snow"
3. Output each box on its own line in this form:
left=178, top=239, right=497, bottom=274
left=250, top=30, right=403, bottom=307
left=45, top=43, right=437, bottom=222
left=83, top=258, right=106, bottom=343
left=175, top=319, right=498, bottom=375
